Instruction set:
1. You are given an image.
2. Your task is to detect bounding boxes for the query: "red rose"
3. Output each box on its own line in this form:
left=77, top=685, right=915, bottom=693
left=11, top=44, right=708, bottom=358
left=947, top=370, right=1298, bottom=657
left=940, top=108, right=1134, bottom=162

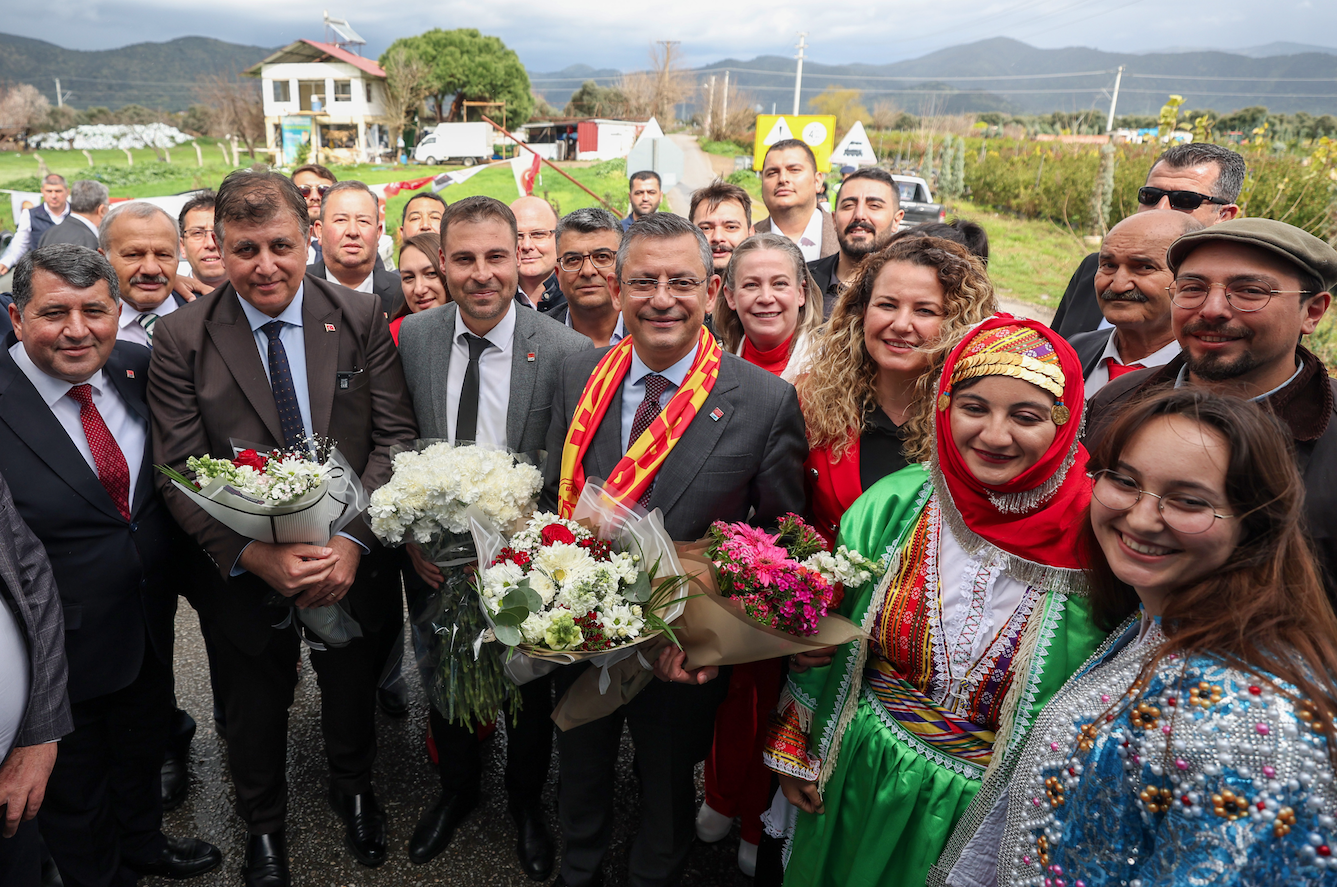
left=540, top=524, right=577, bottom=546
left=232, top=449, right=269, bottom=471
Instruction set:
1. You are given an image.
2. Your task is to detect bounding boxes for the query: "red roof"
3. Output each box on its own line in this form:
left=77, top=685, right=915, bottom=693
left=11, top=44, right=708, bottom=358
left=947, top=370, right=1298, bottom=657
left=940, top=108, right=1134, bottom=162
left=244, top=39, right=386, bottom=79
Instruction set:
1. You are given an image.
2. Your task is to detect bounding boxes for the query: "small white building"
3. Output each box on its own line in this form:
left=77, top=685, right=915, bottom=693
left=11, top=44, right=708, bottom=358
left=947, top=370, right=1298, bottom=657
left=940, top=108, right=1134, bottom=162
left=518, top=118, right=644, bottom=162
left=245, top=39, right=391, bottom=165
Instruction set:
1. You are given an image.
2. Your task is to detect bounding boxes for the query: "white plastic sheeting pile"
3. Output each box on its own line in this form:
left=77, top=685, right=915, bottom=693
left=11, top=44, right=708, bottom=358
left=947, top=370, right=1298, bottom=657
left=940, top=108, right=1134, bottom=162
left=29, top=124, right=194, bottom=150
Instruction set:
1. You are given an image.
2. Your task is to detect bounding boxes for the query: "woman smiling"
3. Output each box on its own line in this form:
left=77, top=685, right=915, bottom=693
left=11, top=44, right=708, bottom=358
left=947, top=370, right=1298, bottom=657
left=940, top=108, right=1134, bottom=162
left=389, top=233, right=449, bottom=345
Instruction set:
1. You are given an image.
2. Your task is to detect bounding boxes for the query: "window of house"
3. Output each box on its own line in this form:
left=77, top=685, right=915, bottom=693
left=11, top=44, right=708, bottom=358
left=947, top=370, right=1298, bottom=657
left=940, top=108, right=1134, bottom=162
left=333, top=80, right=353, bottom=101
left=366, top=82, right=374, bottom=103
left=273, top=80, right=290, bottom=103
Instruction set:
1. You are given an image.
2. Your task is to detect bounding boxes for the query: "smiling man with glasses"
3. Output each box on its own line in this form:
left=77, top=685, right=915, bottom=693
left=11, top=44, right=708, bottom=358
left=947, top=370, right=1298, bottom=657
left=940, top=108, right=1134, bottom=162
left=1085, top=217, right=1337, bottom=604
left=551, top=207, right=626, bottom=347
left=1052, top=143, right=1247, bottom=338
left=510, top=196, right=564, bottom=313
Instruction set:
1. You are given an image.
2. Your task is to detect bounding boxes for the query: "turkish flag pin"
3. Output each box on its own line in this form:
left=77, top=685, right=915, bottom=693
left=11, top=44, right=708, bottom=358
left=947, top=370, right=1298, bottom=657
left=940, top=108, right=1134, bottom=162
left=125, top=369, right=135, bottom=378
left=710, top=407, right=723, bottom=421
left=325, top=323, right=337, bottom=332
left=527, top=352, right=536, bottom=362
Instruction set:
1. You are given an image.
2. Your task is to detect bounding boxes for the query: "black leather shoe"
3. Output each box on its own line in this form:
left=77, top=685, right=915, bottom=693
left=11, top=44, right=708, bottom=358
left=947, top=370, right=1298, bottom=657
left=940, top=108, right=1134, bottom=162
left=125, top=835, right=222, bottom=880
left=242, top=831, right=288, bottom=887
left=161, top=750, right=188, bottom=810
left=408, top=787, right=479, bottom=865
left=376, top=685, right=409, bottom=718
left=510, top=800, right=555, bottom=881
left=329, top=788, right=387, bottom=867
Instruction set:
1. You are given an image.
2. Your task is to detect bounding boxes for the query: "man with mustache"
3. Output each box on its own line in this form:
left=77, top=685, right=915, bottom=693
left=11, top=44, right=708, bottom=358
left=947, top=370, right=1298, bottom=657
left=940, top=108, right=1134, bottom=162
left=1067, top=210, right=1201, bottom=397
left=1085, top=218, right=1337, bottom=602
left=99, top=203, right=196, bottom=349
left=689, top=180, right=753, bottom=276
left=807, top=167, right=904, bottom=316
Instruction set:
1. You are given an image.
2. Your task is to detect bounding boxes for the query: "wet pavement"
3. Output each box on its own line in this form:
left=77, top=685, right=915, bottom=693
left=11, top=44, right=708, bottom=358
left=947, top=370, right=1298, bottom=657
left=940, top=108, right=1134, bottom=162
left=151, top=606, right=754, bottom=887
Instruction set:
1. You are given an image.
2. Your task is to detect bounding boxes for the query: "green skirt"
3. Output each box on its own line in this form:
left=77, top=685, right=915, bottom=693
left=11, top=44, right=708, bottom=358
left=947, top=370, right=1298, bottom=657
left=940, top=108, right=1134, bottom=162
left=785, top=693, right=981, bottom=887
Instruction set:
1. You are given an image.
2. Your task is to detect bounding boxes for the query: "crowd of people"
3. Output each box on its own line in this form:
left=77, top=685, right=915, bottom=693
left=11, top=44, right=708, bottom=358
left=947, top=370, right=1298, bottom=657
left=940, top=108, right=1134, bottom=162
left=0, top=134, right=1334, bottom=887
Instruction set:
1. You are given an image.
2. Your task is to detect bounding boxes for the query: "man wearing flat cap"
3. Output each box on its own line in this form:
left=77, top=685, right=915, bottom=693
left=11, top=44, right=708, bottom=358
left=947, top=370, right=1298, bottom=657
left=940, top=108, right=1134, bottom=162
left=1085, top=217, right=1337, bottom=601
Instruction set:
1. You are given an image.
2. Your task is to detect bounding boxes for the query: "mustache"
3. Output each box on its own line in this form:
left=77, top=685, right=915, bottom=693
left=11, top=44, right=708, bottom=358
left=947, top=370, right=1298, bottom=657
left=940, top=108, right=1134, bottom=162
left=1098, top=288, right=1149, bottom=303
left=129, top=274, right=171, bottom=287
left=1181, top=318, right=1253, bottom=340
left=843, top=221, right=876, bottom=237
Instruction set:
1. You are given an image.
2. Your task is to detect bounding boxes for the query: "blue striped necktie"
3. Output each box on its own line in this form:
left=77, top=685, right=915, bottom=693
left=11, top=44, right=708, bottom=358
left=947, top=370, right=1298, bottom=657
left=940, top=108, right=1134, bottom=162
left=262, top=321, right=307, bottom=450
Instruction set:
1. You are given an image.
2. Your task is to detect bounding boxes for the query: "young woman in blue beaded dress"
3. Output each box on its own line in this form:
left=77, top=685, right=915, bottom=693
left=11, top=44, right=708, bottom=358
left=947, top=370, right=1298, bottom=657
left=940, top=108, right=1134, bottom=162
left=932, top=388, right=1337, bottom=887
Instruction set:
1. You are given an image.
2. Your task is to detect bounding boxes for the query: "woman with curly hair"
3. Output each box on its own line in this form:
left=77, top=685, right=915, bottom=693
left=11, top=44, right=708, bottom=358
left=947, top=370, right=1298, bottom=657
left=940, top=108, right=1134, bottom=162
left=797, top=236, right=996, bottom=547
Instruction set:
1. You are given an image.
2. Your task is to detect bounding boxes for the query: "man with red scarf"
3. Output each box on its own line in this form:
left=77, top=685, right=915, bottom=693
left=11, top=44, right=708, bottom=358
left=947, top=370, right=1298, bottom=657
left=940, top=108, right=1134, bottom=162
left=540, top=212, right=808, bottom=887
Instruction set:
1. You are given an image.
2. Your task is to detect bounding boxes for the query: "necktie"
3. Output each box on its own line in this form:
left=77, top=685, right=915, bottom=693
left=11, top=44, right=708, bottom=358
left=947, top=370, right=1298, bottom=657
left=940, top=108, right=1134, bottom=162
left=1106, top=358, right=1143, bottom=380
left=262, top=321, right=308, bottom=450
left=454, top=333, right=491, bottom=445
left=68, top=384, right=131, bottom=520
left=137, top=312, right=159, bottom=346
left=628, top=373, right=671, bottom=506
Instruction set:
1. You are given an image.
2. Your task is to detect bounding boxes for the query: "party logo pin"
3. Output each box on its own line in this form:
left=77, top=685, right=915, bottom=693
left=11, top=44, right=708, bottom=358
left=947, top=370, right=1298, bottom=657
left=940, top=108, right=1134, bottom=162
left=125, top=369, right=135, bottom=378
left=527, top=352, right=536, bottom=362
left=710, top=407, right=723, bottom=421
left=324, top=323, right=337, bottom=332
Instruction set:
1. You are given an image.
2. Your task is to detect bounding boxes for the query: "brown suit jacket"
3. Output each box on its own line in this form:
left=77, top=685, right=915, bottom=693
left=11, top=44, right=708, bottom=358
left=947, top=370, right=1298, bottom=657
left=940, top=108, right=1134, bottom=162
left=147, top=275, right=418, bottom=652
left=753, top=208, right=839, bottom=260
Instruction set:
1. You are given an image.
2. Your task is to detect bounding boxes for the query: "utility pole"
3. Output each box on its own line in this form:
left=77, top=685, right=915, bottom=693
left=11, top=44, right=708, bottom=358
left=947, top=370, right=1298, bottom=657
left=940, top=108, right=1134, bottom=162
left=656, top=40, right=680, bottom=123
left=722, top=71, right=729, bottom=127
left=1106, top=65, right=1124, bottom=133
left=54, top=78, right=65, bottom=108
left=793, top=33, right=807, bottom=116
left=706, top=76, right=715, bottom=134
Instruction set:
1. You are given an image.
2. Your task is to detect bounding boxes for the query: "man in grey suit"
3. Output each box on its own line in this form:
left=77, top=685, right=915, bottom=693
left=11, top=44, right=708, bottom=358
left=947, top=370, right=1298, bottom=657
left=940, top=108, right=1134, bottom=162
left=541, top=212, right=808, bottom=887
left=396, top=196, right=591, bottom=878
left=0, top=472, right=71, bottom=887
left=37, top=181, right=108, bottom=251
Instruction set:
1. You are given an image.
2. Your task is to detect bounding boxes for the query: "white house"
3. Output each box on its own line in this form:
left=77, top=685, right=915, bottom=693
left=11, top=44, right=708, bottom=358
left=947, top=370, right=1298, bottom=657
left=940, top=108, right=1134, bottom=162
left=245, top=39, right=391, bottom=165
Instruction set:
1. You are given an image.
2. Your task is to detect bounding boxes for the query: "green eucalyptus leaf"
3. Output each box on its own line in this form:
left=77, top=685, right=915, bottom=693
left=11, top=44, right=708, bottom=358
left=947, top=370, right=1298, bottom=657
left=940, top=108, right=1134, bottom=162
left=493, top=607, right=528, bottom=627
left=625, top=570, right=652, bottom=603
left=492, top=623, right=523, bottom=646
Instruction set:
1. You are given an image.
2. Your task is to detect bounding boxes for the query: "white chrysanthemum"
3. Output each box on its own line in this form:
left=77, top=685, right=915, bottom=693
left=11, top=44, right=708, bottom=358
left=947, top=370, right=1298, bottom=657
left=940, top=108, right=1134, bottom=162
left=599, top=603, right=645, bottom=640
left=480, top=562, right=527, bottom=611
left=527, top=571, right=558, bottom=606
left=532, top=543, right=596, bottom=592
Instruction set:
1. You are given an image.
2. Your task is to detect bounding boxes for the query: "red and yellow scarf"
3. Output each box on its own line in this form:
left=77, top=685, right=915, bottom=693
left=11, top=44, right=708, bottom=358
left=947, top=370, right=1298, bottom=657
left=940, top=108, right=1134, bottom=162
left=558, top=328, right=722, bottom=517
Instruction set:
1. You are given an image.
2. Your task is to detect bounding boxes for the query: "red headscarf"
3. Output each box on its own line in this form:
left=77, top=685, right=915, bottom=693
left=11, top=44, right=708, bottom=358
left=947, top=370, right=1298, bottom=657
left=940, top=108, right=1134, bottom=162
left=933, top=315, right=1090, bottom=571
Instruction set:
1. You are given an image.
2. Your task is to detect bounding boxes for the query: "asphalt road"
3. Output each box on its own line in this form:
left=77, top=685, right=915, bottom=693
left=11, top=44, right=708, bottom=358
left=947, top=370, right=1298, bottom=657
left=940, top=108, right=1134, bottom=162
left=151, top=606, right=754, bottom=887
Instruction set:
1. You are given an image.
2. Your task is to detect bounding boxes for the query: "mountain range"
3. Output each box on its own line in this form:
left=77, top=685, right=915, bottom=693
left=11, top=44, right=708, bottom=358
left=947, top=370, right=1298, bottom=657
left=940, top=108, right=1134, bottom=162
left=5, top=32, right=1336, bottom=118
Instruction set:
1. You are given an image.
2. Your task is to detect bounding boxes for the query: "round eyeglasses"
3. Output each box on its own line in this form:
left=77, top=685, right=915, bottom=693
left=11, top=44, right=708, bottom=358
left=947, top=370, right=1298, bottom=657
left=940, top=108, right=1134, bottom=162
left=1089, top=469, right=1233, bottom=534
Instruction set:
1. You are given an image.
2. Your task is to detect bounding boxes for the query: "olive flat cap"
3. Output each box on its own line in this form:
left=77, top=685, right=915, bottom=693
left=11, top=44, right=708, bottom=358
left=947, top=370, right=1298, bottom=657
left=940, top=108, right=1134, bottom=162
left=1167, top=217, right=1337, bottom=293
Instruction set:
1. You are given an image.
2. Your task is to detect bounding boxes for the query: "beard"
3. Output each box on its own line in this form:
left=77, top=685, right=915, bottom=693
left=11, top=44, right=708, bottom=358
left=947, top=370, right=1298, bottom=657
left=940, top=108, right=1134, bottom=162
left=838, top=223, right=891, bottom=260
left=1181, top=319, right=1258, bottom=381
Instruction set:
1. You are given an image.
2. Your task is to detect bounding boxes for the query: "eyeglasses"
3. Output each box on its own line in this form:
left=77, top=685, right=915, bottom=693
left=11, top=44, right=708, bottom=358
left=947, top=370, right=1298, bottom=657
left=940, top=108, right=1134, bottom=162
left=1089, top=469, right=1233, bottom=534
left=619, top=277, right=706, bottom=299
left=1167, top=279, right=1313, bottom=313
left=518, top=229, right=554, bottom=244
left=296, top=184, right=332, bottom=198
left=182, top=226, right=215, bottom=242
left=1137, top=186, right=1230, bottom=212
left=558, top=250, right=616, bottom=272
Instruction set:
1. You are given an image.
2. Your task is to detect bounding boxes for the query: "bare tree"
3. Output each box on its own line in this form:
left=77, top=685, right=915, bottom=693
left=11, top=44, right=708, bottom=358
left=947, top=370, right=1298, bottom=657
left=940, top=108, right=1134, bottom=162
left=619, top=42, right=690, bottom=124
left=380, top=47, right=434, bottom=159
left=700, top=77, right=756, bottom=142
left=870, top=99, right=900, bottom=131
left=0, top=84, right=52, bottom=144
left=195, top=73, right=265, bottom=160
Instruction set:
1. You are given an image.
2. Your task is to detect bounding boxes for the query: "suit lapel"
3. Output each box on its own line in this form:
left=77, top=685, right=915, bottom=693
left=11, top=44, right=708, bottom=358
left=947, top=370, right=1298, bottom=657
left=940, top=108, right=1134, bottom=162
left=507, top=309, right=538, bottom=450
left=0, top=353, right=126, bottom=522
left=303, top=284, right=341, bottom=438
left=103, top=350, right=156, bottom=515
left=431, top=307, right=457, bottom=438
left=204, top=288, right=285, bottom=445
left=649, top=363, right=739, bottom=517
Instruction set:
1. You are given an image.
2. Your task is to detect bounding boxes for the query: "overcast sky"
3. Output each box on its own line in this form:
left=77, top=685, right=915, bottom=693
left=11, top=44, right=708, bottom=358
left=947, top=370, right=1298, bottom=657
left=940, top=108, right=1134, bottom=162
left=8, top=0, right=1336, bottom=71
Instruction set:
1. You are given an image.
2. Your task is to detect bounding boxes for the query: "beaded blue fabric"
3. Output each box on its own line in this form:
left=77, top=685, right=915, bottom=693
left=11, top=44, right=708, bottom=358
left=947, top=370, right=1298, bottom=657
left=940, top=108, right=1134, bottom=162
left=998, top=619, right=1337, bottom=886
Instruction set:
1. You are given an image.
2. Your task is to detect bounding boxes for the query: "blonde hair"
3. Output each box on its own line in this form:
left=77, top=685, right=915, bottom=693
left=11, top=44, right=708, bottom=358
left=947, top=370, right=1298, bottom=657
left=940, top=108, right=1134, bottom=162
left=797, top=237, right=997, bottom=460
left=713, top=233, right=825, bottom=354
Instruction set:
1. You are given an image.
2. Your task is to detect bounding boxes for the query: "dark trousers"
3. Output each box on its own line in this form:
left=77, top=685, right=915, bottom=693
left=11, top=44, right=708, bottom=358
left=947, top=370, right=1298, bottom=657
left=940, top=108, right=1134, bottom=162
left=38, top=650, right=171, bottom=887
left=0, top=818, right=41, bottom=887
left=555, top=665, right=730, bottom=887
left=429, top=672, right=554, bottom=804
left=206, top=610, right=397, bottom=835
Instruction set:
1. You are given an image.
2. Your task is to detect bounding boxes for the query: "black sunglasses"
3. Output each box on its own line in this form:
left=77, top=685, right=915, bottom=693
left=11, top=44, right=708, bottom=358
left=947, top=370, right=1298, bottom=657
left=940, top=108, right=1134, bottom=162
left=297, top=184, right=332, bottom=198
left=1137, top=186, right=1230, bottom=212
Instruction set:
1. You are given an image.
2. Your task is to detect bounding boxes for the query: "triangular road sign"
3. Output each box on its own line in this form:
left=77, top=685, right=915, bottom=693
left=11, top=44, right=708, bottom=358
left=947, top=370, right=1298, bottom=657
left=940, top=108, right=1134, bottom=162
left=762, top=117, right=794, bottom=146
left=832, top=121, right=877, bottom=167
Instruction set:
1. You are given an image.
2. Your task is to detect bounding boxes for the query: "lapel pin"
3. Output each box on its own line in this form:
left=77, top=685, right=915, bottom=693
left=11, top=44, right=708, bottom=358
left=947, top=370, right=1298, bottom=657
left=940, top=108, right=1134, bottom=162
left=527, top=352, right=536, bottom=362
left=710, top=407, right=723, bottom=421
left=125, top=369, right=135, bottom=378
left=325, top=323, right=337, bottom=332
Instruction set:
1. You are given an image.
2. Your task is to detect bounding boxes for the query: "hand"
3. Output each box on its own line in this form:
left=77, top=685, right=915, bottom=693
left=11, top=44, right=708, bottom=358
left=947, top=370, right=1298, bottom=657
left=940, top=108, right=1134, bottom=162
left=0, top=743, right=57, bottom=838
left=0, top=264, right=9, bottom=277
left=652, top=646, right=718, bottom=685
left=238, top=541, right=339, bottom=597
left=407, top=542, right=443, bottom=589
left=790, top=645, right=838, bottom=673
left=778, top=773, right=824, bottom=815
left=173, top=275, right=210, bottom=300
left=296, top=535, right=362, bottom=609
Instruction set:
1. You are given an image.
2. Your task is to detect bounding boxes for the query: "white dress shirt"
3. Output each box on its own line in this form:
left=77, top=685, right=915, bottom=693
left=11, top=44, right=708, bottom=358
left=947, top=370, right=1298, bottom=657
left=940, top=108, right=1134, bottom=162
left=71, top=214, right=100, bottom=237
left=8, top=342, right=147, bottom=507
left=795, top=208, right=824, bottom=263
left=565, top=311, right=625, bottom=345
left=446, top=303, right=516, bottom=447
left=352, top=272, right=375, bottom=294
left=116, top=295, right=181, bottom=348
left=0, top=203, right=71, bottom=267
left=0, top=595, right=31, bottom=760
left=1083, top=333, right=1181, bottom=397
left=619, top=342, right=699, bottom=454
left=236, top=285, right=314, bottom=441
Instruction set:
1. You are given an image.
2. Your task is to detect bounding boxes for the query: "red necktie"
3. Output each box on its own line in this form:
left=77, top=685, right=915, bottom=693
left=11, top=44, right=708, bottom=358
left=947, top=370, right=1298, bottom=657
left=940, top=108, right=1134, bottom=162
left=1106, top=358, right=1143, bottom=380
left=68, top=384, right=132, bottom=520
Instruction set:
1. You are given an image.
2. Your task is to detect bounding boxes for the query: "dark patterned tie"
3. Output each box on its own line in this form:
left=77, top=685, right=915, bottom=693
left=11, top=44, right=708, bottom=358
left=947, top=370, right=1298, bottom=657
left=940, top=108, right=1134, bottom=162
left=454, top=333, right=491, bottom=445
left=68, top=384, right=132, bottom=520
left=136, top=312, right=159, bottom=346
left=628, top=373, right=670, bottom=506
left=262, top=321, right=308, bottom=451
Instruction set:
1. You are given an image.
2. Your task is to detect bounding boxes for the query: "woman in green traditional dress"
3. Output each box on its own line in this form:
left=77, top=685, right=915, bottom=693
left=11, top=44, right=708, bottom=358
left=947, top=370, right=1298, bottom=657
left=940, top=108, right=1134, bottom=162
left=763, top=316, right=1107, bottom=886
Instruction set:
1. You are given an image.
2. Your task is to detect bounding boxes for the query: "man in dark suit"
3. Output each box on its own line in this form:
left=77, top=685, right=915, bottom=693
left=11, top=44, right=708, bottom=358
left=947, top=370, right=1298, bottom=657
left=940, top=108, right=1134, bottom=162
left=1, top=245, right=221, bottom=887
left=37, top=181, right=107, bottom=251
left=305, top=180, right=403, bottom=319
left=396, top=196, right=591, bottom=878
left=0, top=471, right=71, bottom=887
left=541, top=213, right=808, bottom=887
left=148, top=170, right=418, bottom=886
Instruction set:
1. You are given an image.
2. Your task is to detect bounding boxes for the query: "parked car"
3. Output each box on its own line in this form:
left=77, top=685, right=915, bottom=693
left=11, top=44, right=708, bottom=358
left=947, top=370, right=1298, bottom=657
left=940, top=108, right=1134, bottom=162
left=892, top=175, right=947, bottom=230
